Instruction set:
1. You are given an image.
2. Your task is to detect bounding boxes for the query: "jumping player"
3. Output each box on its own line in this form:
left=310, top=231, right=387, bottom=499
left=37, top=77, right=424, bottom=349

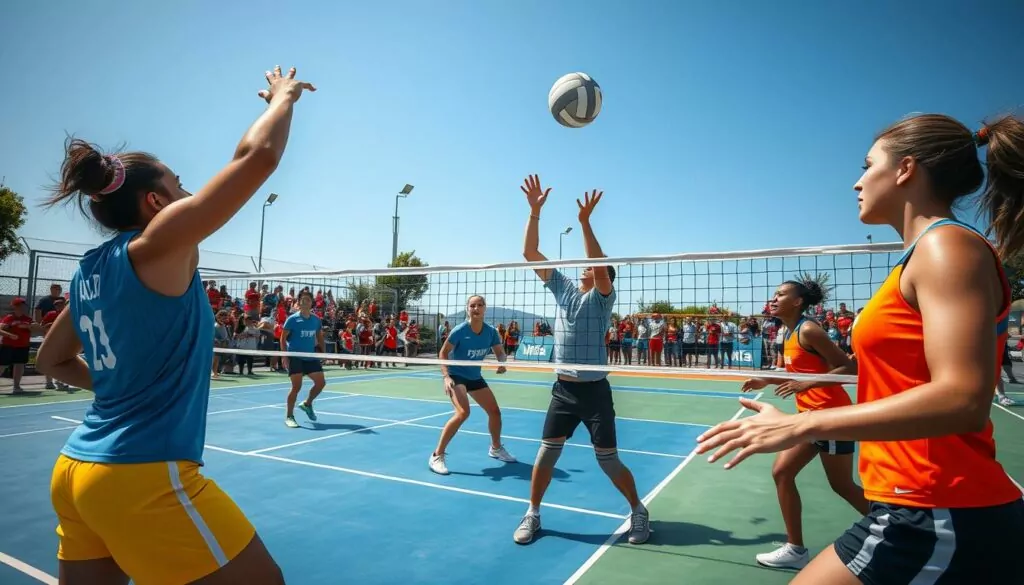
left=513, top=175, right=650, bottom=546
left=282, top=289, right=327, bottom=428
left=740, top=279, right=868, bottom=570
left=696, top=114, right=1024, bottom=584
left=36, top=65, right=314, bottom=584
left=429, top=294, right=515, bottom=475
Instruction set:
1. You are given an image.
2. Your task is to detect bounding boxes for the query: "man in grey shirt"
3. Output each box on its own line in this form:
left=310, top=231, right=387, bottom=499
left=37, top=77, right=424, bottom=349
left=512, top=174, right=650, bottom=546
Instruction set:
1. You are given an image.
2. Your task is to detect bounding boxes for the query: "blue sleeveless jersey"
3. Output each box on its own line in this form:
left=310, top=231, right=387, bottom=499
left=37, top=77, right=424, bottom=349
left=61, top=231, right=215, bottom=465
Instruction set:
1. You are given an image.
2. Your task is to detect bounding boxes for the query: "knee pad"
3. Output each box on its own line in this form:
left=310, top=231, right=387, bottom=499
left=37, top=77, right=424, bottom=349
left=534, top=440, right=564, bottom=469
left=596, top=449, right=626, bottom=479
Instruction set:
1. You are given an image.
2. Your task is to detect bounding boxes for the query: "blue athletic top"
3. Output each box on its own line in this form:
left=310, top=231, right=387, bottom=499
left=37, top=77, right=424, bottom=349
left=445, top=321, right=501, bottom=380
left=284, top=311, right=321, bottom=354
left=62, top=231, right=214, bottom=465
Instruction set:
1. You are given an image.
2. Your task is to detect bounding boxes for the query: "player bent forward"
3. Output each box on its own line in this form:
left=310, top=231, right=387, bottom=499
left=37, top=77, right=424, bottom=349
left=513, top=175, right=650, bottom=545
left=429, top=294, right=516, bottom=474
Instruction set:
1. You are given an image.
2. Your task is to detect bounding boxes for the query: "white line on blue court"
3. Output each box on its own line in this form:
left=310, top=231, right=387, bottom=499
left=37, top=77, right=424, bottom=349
left=995, top=402, right=1024, bottom=423
left=246, top=411, right=454, bottom=455
left=0, top=550, right=57, bottom=584
left=323, top=390, right=711, bottom=428
left=0, top=425, right=79, bottom=439
left=563, top=392, right=764, bottom=585
left=306, top=407, right=687, bottom=459
left=204, top=444, right=624, bottom=520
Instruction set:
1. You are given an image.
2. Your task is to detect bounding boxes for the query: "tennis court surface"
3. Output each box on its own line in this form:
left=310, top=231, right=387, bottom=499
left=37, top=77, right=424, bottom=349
left=3, top=366, right=1023, bottom=584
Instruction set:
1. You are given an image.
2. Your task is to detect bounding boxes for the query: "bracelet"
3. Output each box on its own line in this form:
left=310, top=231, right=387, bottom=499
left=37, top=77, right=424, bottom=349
left=530, top=215, right=540, bottom=221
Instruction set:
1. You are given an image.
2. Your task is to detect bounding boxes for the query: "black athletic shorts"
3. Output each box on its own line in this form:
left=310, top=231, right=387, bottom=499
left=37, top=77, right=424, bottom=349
left=287, top=358, right=323, bottom=376
left=0, top=346, right=29, bottom=366
left=449, top=375, right=489, bottom=392
left=542, top=378, right=616, bottom=449
left=814, top=439, right=855, bottom=455
left=834, top=498, right=1024, bottom=585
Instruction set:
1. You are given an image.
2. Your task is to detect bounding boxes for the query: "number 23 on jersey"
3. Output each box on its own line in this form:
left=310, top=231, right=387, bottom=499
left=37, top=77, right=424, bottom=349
left=80, top=310, right=117, bottom=371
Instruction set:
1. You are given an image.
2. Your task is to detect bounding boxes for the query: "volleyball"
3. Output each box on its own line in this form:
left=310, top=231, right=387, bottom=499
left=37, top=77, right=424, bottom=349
left=548, top=72, right=602, bottom=128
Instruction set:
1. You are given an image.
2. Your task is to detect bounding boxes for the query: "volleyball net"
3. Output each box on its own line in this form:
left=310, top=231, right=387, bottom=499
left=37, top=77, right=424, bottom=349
left=205, top=241, right=905, bottom=384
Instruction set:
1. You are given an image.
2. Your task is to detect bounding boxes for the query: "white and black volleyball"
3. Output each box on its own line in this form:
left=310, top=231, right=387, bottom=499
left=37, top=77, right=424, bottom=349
left=548, top=72, right=602, bottom=128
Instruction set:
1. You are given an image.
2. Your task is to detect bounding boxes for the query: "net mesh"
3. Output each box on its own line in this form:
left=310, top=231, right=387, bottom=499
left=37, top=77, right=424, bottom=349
left=207, top=242, right=904, bottom=384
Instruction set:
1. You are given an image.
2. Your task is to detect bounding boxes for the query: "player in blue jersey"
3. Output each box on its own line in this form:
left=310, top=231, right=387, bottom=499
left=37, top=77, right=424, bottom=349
left=35, top=65, right=314, bottom=585
left=281, top=289, right=326, bottom=428
left=429, top=295, right=516, bottom=475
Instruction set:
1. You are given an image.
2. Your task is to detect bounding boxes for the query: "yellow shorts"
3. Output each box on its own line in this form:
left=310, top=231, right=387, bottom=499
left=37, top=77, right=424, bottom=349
left=50, top=454, right=255, bottom=585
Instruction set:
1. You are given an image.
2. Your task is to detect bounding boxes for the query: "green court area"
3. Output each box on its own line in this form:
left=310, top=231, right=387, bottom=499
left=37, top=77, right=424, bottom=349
left=3, top=365, right=1021, bottom=584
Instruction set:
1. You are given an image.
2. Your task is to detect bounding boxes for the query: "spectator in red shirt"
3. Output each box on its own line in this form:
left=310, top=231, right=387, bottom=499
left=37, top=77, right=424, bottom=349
left=382, top=317, right=399, bottom=363
left=705, top=319, right=722, bottom=369
left=1, top=298, right=35, bottom=393
left=405, top=320, right=420, bottom=357
left=244, top=282, right=261, bottom=318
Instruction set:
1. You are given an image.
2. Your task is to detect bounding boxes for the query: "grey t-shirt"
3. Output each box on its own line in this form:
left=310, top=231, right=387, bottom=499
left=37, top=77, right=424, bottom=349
left=545, top=269, right=615, bottom=381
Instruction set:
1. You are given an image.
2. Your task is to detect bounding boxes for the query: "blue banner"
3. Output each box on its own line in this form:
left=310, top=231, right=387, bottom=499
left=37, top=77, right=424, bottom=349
left=730, top=337, right=763, bottom=369
left=515, top=335, right=554, bottom=362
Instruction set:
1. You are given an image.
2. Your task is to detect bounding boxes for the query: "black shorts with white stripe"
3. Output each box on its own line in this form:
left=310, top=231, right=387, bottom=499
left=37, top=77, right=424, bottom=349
left=813, top=439, right=854, bottom=455
left=834, top=498, right=1024, bottom=585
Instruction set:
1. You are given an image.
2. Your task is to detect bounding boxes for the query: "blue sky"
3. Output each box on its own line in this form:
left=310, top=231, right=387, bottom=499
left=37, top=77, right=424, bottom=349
left=2, top=1, right=1022, bottom=314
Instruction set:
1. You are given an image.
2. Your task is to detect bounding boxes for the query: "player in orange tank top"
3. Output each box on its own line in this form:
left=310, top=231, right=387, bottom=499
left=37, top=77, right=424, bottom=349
left=740, top=279, right=867, bottom=570
left=696, top=113, right=1024, bottom=585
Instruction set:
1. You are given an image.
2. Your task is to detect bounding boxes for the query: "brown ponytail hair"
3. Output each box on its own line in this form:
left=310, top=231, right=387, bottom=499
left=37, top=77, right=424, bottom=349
left=876, top=113, right=1024, bottom=258
left=44, top=137, right=167, bottom=233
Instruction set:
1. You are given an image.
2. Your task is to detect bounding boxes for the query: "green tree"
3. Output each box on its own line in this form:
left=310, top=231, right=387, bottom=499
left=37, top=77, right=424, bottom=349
left=636, top=299, right=677, bottom=314
left=377, top=250, right=429, bottom=311
left=0, top=186, right=27, bottom=262
left=792, top=270, right=834, bottom=305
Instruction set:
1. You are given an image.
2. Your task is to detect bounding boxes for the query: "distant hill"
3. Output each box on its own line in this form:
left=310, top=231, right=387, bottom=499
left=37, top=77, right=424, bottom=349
left=443, top=306, right=552, bottom=332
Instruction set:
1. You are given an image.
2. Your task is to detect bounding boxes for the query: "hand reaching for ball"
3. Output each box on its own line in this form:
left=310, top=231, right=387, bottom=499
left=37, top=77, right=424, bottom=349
left=521, top=175, right=550, bottom=212
left=258, top=65, right=316, bottom=104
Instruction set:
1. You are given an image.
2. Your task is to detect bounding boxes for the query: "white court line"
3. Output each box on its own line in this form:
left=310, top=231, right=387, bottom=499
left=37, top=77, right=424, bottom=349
left=308, top=408, right=686, bottom=459
left=324, top=390, right=710, bottom=428
left=50, top=415, right=81, bottom=424
left=0, top=425, right=78, bottom=439
left=247, top=411, right=454, bottom=455
left=204, top=444, right=623, bottom=520
left=206, top=393, right=357, bottom=416
left=0, top=551, right=57, bottom=584
left=563, top=393, right=763, bottom=585
left=994, top=402, right=1024, bottom=423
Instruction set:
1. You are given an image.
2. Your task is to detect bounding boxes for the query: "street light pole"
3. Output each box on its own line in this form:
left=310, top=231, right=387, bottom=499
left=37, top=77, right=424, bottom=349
left=257, top=192, right=278, bottom=272
left=392, top=184, right=415, bottom=265
left=559, top=226, right=573, bottom=259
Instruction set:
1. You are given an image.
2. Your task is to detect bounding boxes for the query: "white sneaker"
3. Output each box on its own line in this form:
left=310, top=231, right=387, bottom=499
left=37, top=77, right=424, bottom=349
left=488, top=445, right=516, bottom=462
left=429, top=453, right=449, bottom=475
left=997, top=395, right=1016, bottom=406
left=755, top=543, right=809, bottom=569
left=513, top=513, right=541, bottom=544
left=284, top=416, right=299, bottom=428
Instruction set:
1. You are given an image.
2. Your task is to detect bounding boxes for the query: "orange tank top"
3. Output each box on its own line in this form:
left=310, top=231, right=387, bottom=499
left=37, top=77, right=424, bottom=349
left=852, top=219, right=1019, bottom=508
left=783, top=319, right=852, bottom=412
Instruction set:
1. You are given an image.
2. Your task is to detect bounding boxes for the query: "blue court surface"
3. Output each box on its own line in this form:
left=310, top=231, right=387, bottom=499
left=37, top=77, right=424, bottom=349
left=0, top=369, right=713, bottom=585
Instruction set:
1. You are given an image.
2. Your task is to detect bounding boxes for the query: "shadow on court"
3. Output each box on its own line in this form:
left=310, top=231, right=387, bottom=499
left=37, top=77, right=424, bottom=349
left=536, top=520, right=785, bottom=550
left=303, top=422, right=375, bottom=433
left=448, top=461, right=571, bottom=483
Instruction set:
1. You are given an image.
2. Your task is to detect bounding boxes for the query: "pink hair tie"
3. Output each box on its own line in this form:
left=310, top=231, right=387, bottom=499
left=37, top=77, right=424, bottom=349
left=92, top=155, right=126, bottom=200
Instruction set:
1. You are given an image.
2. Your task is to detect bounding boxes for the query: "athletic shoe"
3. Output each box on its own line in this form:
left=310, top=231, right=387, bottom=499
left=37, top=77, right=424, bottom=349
left=628, top=506, right=650, bottom=544
left=429, top=453, right=449, bottom=475
left=297, top=401, right=317, bottom=421
left=488, top=445, right=516, bottom=462
left=513, top=513, right=541, bottom=544
left=997, top=395, right=1016, bottom=406
left=285, top=416, right=299, bottom=428
left=755, top=543, right=809, bottom=569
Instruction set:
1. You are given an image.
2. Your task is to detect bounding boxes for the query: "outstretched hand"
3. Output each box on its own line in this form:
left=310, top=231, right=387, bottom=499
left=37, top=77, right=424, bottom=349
left=695, top=398, right=804, bottom=469
left=258, top=65, right=316, bottom=104
left=521, top=174, right=550, bottom=211
left=577, top=189, right=603, bottom=223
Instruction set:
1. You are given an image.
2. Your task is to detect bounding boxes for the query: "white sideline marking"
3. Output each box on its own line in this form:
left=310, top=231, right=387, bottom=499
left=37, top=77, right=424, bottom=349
left=247, top=411, right=454, bottom=455
left=50, top=415, right=82, bottom=424
left=0, top=551, right=58, bottom=584
left=324, top=390, right=710, bottom=428
left=562, top=393, right=764, bottom=585
left=308, top=408, right=686, bottom=459
left=206, top=393, right=357, bottom=416
left=994, top=402, right=1024, bottom=424
left=0, top=425, right=78, bottom=439
left=204, top=444, right=623, bottom=520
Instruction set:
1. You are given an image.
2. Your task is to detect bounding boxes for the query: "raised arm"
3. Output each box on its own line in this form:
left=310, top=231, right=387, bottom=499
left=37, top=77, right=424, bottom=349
left=521, top=174, right=552, bottom=283
left=577, top=190, right=612, bottom=296
left=130, top=66, right=315, bottom=291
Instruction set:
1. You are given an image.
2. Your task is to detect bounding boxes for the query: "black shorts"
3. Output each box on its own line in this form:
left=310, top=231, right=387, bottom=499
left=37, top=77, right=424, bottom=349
left=834, top=499, right=1024, bottom=585
left=814, top=439, right=855, bottom=455
left=449, top=375, right=489, bottom=392
left=0, top=346, right=29, bottom=366
left=287, top=358, right=323, bottom=376
left=542, top=378, right=616, bottom=449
